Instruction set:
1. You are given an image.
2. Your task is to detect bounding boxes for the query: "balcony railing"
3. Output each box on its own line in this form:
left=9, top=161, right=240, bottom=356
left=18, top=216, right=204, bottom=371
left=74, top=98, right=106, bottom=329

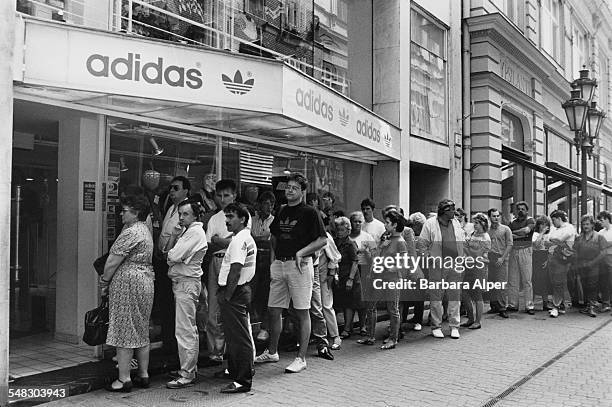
left=16, top=0, right=351, bottom=97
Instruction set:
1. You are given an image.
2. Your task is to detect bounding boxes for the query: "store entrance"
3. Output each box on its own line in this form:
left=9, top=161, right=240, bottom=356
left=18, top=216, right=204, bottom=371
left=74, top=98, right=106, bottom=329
left=10, top=134, right=58, bottom=338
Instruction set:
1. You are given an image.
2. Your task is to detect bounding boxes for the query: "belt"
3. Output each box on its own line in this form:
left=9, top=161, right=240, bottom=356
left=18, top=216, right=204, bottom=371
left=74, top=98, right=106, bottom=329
left=276, top=256, right=296, bottom=261
left=513, top=245, right=531, bottom=250
left=214, top=253, right=225, bottom=258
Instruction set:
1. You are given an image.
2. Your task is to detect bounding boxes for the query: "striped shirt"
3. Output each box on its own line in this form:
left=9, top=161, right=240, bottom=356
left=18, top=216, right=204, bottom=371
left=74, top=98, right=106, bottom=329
left=218, top=228, right=257, bottom=286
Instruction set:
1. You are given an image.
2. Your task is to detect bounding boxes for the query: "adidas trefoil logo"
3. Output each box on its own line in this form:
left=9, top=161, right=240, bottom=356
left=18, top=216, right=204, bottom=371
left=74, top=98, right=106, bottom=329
left=338, top=108, right=349, bottom=126
left=383, top=132, right=392, bottom=148
left=222, top=70, right=255, bottom=95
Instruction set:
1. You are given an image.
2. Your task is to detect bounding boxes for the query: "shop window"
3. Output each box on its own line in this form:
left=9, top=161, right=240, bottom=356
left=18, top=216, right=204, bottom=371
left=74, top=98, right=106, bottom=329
left=501, top=110, right=524, bottom=152
left=106, top=131, right=217, bottom=243
left=410, top=8, right=447, bottom=144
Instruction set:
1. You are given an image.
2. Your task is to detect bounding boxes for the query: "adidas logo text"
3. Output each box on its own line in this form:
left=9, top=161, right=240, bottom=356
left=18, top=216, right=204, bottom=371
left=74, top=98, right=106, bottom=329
left=86, top=53, right=203, bottom=89
left=295, top=88, right=334, bottom=121
left=339, top=108, right=349, bottom=126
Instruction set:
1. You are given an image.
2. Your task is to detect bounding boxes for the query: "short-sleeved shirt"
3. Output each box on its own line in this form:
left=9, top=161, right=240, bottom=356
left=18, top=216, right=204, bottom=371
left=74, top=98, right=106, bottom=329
left=270, top=202, right=326, bottom=258
left=206, top=207, right=252, bottom=254
left=574, top=232, right=607, bottom=262
left=598, top=226, right=612, bottom=255
left=362, top=218, right=386, bottom=243
left=350, top=231, right=375, bottom=265
left=488, top=223, right=513, bottom=255
left=509, top=216, right=535, bottom=248
left=218, top=228, right=257, bottom=286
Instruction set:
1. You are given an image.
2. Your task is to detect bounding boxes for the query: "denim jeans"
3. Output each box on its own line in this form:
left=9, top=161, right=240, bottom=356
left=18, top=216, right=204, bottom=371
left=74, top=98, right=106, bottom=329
left=172, top=279, right=202, bottom=379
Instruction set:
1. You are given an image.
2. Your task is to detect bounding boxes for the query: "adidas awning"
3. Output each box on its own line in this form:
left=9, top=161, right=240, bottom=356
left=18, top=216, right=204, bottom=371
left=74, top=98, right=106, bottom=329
left=14, top=17, right=401, bottom=163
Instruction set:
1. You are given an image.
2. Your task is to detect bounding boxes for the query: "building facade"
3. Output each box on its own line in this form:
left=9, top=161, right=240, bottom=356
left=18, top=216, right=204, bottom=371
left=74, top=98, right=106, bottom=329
left=465, top=0, right=612, bottom=222
left=6, top=0, right=462, bottom=381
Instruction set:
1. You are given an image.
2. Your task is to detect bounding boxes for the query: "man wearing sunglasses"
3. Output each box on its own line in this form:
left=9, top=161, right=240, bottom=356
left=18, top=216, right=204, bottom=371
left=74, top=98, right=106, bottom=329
left=417, top=199, right=466, bottom=339
left=156, top=176, right=191, bottom=354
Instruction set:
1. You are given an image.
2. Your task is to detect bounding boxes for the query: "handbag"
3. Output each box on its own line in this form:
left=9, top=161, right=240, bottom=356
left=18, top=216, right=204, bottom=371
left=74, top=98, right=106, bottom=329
left=83, top=297, right=109, bottom=346
left=93, top=253, right=109, bottom=276
left=553, top=244, right=575, bottom=264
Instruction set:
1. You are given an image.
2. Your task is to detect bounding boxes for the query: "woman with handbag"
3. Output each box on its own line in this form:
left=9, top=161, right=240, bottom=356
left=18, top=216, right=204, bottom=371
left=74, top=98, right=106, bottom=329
left=573, top=215, right=608, bottom=317
left=99, top=194, right=155, bottom=392
left=544, top=210, right=576, bottom=318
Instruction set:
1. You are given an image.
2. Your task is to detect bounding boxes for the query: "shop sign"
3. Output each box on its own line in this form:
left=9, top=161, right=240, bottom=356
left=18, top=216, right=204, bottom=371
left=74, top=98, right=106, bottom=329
left=22, top=23, right=283, bottom=113
left=282, top=68, right=401, bottom=160
left=83, top=181, right=96, bottom=211
left=499, top=57, right=531, bottom=96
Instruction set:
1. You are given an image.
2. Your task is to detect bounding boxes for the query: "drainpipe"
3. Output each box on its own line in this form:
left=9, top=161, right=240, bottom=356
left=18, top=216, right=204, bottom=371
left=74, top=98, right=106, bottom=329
left=462, top=0, right=471, bottom=215
left=0, top=2, right=15, bottom=406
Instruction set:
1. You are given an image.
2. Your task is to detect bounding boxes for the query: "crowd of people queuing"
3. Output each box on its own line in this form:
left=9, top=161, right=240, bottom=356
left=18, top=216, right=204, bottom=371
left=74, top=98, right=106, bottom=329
left=98, top=171, right=612, bottom=394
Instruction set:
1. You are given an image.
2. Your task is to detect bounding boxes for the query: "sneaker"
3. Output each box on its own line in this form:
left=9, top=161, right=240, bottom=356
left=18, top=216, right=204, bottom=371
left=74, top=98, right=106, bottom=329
left=558, top=308, right=566, bottom=315
left=527, top=308, right=535, bottom=315
left=254, top=349, right=279, bottom=364
left=450, top=328, right=460, bottom=339
left=331, top=337, right=342, bottom=350
left=256, top=329, right=270, bottom=342
left=600, top=305, right=611, bottom=313
left=432, top=328, right=444, bottom=338
left=413, top=323, right=422, bottom=331
left=549, top=308, right=559, bottom=318
left=284, top=357, right=307, bottom=373
left=166, top=377, right=195, bottom=389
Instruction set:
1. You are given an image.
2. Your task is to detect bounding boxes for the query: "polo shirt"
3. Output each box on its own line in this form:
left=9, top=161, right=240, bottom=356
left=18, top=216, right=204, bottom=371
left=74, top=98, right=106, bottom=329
left=206, top=207, right=252, bottom=255
left=218, top=228, right=257, bottom=286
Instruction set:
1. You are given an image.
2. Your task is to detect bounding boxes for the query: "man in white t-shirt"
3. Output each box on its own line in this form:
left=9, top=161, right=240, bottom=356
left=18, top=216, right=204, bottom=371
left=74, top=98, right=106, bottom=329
left=216, top=203, right=257, bottom=394
left=360, top=198, right=385, bottom=243
left=205, top=179, right=252, bottom=366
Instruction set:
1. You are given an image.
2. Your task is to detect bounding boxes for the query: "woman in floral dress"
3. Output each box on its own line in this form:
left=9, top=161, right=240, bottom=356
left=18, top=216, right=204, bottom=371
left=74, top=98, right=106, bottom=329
left=100, top=194, right=154, bottom=392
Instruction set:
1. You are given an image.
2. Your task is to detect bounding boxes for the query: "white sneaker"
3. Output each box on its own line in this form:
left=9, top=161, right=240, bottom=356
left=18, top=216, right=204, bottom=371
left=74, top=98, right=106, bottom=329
left=256, top=329, right=270, bottom=342
left=549, top=308, right=559, bottom=318
left=450, top=328, right=460, bottom=339
left=254, top=349, right=279, bottom=364
left=413, top=323, right=422, bottom=331
left=284, top=357, right=307, bottom=373
left=432, top=328, right=444, bottom=338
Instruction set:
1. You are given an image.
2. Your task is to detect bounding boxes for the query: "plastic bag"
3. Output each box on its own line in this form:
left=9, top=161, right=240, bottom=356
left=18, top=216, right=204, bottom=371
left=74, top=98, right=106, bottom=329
left=83, top=297, right=109, bottom=346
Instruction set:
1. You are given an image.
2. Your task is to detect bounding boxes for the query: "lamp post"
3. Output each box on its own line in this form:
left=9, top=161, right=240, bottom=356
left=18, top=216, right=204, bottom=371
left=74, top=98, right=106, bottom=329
left=562, top=66, right=606, bottom=221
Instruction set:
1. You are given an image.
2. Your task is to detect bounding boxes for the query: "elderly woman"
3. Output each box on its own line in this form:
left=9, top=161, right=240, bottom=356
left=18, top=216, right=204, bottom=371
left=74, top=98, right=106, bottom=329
left=544, top=210, right=576, bottom=318
left=573, top=215, right=608, bottom=317
left=100, top=194, right=155, bottom=392
left=333, top=216, right=360, bottom=339
left=460, top=213, right=491, bottom=329
left=532, top=216, right=552, bottom=310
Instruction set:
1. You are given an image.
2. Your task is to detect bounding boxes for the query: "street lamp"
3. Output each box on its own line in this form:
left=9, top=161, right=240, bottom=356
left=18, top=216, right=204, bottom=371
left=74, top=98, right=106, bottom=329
left=562, top=66, right=606, bottom=221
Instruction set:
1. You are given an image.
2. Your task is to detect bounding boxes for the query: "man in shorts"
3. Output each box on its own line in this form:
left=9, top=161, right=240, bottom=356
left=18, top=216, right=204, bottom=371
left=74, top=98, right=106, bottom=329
left=254, top=173, right=327, bottom=373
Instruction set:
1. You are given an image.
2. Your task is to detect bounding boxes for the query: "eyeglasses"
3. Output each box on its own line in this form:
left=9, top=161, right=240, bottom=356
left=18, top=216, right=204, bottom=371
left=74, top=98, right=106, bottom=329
left=170, top=185, right=181, bottom=191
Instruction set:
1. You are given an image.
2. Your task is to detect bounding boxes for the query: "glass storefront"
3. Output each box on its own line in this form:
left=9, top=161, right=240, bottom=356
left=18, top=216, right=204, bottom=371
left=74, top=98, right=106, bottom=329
left=10, top=125, right=58, bottom=338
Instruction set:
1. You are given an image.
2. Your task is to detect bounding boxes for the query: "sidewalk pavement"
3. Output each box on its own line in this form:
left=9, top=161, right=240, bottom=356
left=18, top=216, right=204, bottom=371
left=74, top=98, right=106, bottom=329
left=38, top=308, right=612, bottom=407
